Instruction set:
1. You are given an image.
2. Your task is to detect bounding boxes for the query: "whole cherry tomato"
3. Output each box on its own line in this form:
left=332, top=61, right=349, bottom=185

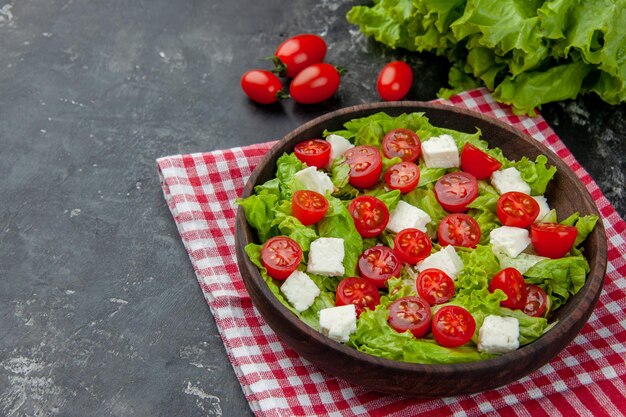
left=388, top=296, right=432, bottom=338
left=530, top=223, right=578, bottom=259
left=273, top=34, right=327, bottom=78
left=294, top=139, right=331, bottom=168
left=291, top=190, right=329, bottom=226
left=460, top=143, right=502, bottom=180
left=260, top=236, right=303, bottom=280
left=489, top=268, right=527, bottom=310
left=377, top=61, right=413, bottom=101
left=240, top=70, right=284, bottom=104
left=289, top=63, right=340, bottom=104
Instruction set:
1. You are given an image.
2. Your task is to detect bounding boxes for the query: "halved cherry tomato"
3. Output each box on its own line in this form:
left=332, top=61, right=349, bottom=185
left=524, top=284, right=549, bottom=318
left=416, top=269, right=455, bottom=305
left=240, top=70, right=284, bottom=104
left=388, top=296, right=432, bottom=338
left=384, top=161, right=420, bottom=193
left=393, top=228, right=432, bottom=265
left=530, top=223, right=578, bottom=259
left=273, top=34, right=327, bottom=78
left=294, top=139, right=331, bottom=168
left=438, top=213, right=481, bottom=248
left=376, top=61, right=413, bottom=101
left=381, top=128, right=421, bottom=162
left=489, top=268, right=527, bottom=310
left=358, top=246, right=402, bottom=288
left=432, top=305, right=476, bottom=348
left=290, top=63, right=340, bottom=104
left=460, top=143, right=502, bottom=180
left=344, top=145, right=383, bottom=189
left=291, top=190, right=329, bottom=225
left=434, top=172, right=479, bottom=213
left=348, top=196, right=389, bottom=238
left=336, top=277, right=381, bottom=317
left=497, top=192, right=540, bottom=228
left=260, top=236, right=302, bottom=280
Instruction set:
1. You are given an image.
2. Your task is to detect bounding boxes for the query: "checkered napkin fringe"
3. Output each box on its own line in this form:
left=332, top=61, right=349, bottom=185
left=157, top=88, right=626, bottom=417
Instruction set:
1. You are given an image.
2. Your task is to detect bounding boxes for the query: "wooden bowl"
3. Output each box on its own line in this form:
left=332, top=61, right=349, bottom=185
left=235, top=102, right=607, bottom=397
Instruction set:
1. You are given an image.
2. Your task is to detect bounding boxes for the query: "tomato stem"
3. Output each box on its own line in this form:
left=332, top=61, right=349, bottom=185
left=265, top=56, right=288, bottom=77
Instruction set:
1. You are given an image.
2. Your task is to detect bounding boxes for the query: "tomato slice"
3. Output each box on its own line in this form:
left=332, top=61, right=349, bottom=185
left=530, top=223, right=578, bottom=259
left=381, top=128, right=421, bottom=162
left=294, top=139, right=331, bottom=168
left=524, top=284, right=549, bottom=317
left=460, top=143, right=502, bottom=180
left=432, top=305, right=476, bottom=348
left=336, top=277, right=381, bottom=317
left=384, top=161, right=420, bottom=193
left=344, top=145, right=383, bottom=189
left=434, top=172, right=479, bottom=213
left=358, top=246, right=402, bottom=288
left=260, top=236, right=303, bottom=280
left=497, top=192, right=540, bottom=228
left=416, top=268, right=455, bottom=305
left=489, top=268, right=527, bottom=310
left=437, top=213, right=481, bottom=248
left=393, top=228, right=432, bottom=265
left=388, top=296, right=432, bottom=338
left=291, top=190, right=329, bottom=225
left=348, top=195, right=389, bottom=238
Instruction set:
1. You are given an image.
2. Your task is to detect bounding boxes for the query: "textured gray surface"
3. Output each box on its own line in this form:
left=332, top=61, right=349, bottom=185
left=0, top=1, right=624, bottom=416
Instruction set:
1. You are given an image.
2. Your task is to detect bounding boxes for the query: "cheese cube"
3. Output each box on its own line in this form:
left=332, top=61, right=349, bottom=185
left=532, top=195, right=550, bottom=222
left=415, top=246, right=464, bottom=279
left=491, top=167, right=531, bottom=195
left=421, top=134, right=460, bottom=169
left=326, top=134, right=354, bottom=168
left=477, top=315, right=520, bottom=354
left=489, top=226, right=530, bottom=258
left=386, top=201, right=432, bottom=234
left=319, top=304, right=357, bottom=343
left=280, top=271, right=320, bottom=312
left=294, top=166, right=334, bottom=196
left=307, top=237, right=345, bottom=277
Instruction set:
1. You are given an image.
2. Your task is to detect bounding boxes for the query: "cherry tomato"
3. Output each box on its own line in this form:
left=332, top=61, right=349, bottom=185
left=358, top=246, right=402, bottom=288
left=393, top=228, right=432, bottom=265
left=384, top=162, right=420, bottom=193
left=431, top=305, right=476, bottom=348
left=240, top=70, right=284, bottom=104
left=530, top=223, right=578, bottom=259
left=434, top=172, right=479, bottom=213
left=343, top=145, right=383, bottom=189
left=348, top=195, right=389, bottom=238
left=416, top=268, right=455, bottom=305
left=260, top=236, right=303, bottom=280
left=388, top=296, right=432, bottom=338
left=489, top=268, right=527, bottom=310
left=497, top=192, right=540, bottom=228
left=524, top=284, right=549, bottom=318
left=381, top=128, right=421, bottom=162
left=460, top=143, right=503, bottom=180
left=294, top=139, right=331, bottom=168
left=273, top=34, right=327, bottom=78
left=291, top=190, right=329, bottom=226
left=438, top=213, right=481, bottom=248
left=289, top=63, right=340, bottom=104
left=376, top=61, right=413, bottom=101
left=336, top=277, right=381, bottom=318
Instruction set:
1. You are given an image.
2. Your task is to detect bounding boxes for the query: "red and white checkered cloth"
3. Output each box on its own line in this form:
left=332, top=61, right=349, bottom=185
left=157, top=88, right=626, bottom=417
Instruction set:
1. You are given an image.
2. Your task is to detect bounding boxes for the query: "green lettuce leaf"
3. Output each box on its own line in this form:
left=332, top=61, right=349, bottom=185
left=507, top=155, right=556, bottom=195
left=236, top=193, right=279, bottom=242
left=275, top=152, right=305, bottom=200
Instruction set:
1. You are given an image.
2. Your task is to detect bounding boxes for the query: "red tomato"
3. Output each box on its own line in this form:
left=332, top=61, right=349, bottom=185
left=240, top=70, right=284, bottom=104
left=294, top=139, right=331, bottom=168
left=530, top=223, right=578, bottom=259
left=393, top=228, right=432, bottom=265
left=497, top=192, right=540, bottom=228
left=274, top=34, right=327, bottom=78
left=489, top=268, right=527, bottom=310
left=291, top=190, right=329, bottom=225
left=260, top=236, right=302, bottom=280
left=384, top=162, right=420, bottom=193
left=524, top=284, right=549, bottom=317
left=358, top=246, right=402, bottom=288
left=381, top=128, right=421, bottom=162
left=336, top=277, right=381, bottom=317
left=289, top=63, right=340, bottom=104
left=343, top=145, right=383, bottom=189
left=348, top=195, right=389, bottom=238
left=387, top=296, right=432, bottom=338
left=376, top=61, right=413, bottom=101
left=460, top=143, right=503, bottom=180
left=434, top=172, right=479, bottom=213
left=416, top=268, right=455, bottom=305
left=438, top=213, right=481, bottom=248
left=431, top=305, right=476, bottom=348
